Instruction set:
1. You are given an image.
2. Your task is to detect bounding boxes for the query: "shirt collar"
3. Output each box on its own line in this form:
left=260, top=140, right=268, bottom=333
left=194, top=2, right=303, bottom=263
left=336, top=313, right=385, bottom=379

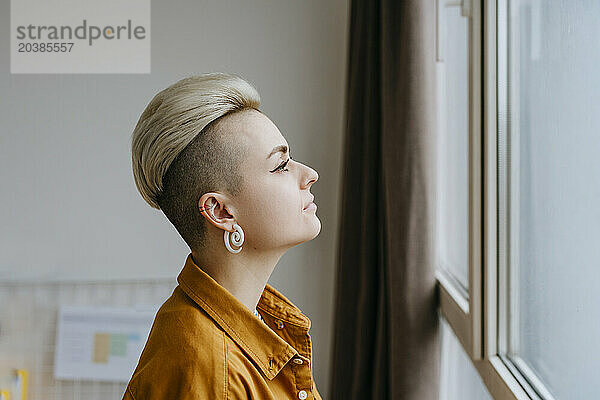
left=176, top=253, right=311, bottom=380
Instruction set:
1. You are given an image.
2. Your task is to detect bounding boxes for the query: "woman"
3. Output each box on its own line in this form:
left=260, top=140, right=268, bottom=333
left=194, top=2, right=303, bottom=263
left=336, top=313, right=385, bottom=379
left=123, top=73, right=322, bottom=400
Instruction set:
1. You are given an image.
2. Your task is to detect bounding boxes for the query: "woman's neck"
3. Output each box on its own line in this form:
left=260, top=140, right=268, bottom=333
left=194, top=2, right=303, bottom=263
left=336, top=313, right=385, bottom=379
left=191, top=246, right=284, bottom=313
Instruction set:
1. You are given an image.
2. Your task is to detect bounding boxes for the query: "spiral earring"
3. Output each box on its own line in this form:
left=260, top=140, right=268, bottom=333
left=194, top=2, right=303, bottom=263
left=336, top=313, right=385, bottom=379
left=224, top=223, right=244, bottom=254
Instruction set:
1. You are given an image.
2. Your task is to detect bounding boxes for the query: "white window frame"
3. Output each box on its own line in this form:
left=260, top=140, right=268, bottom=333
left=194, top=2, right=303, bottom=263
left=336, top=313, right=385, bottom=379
left=436, top=0, right=557, bottom=399
left=434, top=0, right=483, bottom=363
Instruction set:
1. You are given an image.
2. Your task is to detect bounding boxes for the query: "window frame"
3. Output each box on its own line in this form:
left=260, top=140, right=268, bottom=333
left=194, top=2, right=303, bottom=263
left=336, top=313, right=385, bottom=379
left=436, top=0, right=554, bottom=399
left=434, top=0, right=483, bottom=363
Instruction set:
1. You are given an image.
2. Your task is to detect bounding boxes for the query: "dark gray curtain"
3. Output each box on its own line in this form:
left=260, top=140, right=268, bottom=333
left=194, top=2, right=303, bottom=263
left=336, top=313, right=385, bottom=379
left=329, top=0, right=439, bottom=399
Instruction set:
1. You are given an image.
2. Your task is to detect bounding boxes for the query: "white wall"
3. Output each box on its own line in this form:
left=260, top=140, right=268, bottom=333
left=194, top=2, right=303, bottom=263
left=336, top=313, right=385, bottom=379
left=439, top=317, right=492, bottom=400
left=0, top=0, right=349, bottom=396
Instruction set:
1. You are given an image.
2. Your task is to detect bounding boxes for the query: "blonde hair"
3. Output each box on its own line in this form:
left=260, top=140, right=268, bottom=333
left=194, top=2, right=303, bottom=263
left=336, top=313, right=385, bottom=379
left=131, top=72, right=261, bottom=248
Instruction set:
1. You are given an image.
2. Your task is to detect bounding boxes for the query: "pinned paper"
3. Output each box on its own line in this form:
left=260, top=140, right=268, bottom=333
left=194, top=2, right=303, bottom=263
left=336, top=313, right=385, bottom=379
left=54, top=305, right=159, bottom=382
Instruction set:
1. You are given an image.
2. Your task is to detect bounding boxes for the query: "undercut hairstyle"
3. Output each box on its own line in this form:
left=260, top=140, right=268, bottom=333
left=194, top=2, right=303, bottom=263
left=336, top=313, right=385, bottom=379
left=131, top=72, right=261, bottom=250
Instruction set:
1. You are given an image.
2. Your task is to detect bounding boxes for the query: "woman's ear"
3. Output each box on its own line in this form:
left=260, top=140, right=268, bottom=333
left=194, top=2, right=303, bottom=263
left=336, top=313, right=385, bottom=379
left=198, top=193, right=236, bottom=231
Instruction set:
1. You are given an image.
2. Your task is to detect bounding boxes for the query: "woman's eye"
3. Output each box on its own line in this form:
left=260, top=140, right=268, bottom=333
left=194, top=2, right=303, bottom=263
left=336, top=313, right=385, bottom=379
left=276, top=158, right=291, bottom=172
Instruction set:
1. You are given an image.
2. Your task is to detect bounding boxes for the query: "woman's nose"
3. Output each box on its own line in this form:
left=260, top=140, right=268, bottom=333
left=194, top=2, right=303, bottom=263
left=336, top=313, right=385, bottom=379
left=303, top=165, right=318, bottom=188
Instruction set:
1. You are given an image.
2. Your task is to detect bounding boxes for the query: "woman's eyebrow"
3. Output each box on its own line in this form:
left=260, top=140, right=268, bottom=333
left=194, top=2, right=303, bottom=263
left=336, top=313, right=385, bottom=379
left=266, top=144, right=288, bottom=159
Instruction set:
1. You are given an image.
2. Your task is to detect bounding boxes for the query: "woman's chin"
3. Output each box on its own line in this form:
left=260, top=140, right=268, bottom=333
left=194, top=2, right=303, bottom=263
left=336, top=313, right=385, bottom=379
left=291, top=219, right=322, bottom=246
left=307, top=216, right=321, bottom=238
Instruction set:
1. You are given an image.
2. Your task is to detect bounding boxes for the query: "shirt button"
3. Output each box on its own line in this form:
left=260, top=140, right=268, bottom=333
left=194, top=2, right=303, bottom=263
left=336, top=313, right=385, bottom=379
left=275, top=319, right=284, bottom=329
left=298, top=390, right=307, bottom=399
left=293, top=358, right=303, bottom=364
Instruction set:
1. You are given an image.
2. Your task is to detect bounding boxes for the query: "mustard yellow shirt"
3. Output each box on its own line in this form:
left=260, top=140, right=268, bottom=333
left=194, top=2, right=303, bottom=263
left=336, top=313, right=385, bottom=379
left=122, top=254, right=323, bottom=400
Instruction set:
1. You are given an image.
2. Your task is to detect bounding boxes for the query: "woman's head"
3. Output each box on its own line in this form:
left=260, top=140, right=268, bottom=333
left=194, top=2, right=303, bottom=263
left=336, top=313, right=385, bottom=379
left=131, top=73, right=320, bottom=254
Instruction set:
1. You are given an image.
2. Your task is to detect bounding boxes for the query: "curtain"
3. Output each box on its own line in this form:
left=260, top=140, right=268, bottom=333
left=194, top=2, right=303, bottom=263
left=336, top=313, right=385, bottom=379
left=329, top=0, right=439, bottom=398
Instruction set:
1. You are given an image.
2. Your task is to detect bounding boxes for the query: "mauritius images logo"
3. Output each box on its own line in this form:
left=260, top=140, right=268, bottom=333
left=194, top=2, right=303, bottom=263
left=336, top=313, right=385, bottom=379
left=11, top=0, right=151, bottom=73
left=15, top=19, right=147, bottom=46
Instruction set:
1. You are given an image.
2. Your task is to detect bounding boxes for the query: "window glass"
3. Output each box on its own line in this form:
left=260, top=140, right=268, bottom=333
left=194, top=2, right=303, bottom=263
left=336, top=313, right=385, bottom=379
left=507, top=1, right=600, bottom=398
left=436, top=3, right=470, bottom=293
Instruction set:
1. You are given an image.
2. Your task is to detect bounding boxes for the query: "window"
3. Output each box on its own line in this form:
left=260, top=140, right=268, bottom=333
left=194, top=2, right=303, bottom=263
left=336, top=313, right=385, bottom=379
left=498, top=0, right=600, bottom=398
left=436, top=0, right=470, bottom=294
left=434, top=0, right=483, bottom=360
left=437, top=0, right=600, bottom=399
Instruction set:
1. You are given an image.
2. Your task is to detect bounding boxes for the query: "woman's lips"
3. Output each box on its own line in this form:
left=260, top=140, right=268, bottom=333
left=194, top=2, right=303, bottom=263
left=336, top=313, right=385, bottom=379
left=303, top=202, right=317, bottom=211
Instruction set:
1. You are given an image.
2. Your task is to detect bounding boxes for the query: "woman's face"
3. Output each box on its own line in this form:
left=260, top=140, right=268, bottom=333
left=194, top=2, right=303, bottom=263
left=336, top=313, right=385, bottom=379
left=222, top=109, right=320, bottom=251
